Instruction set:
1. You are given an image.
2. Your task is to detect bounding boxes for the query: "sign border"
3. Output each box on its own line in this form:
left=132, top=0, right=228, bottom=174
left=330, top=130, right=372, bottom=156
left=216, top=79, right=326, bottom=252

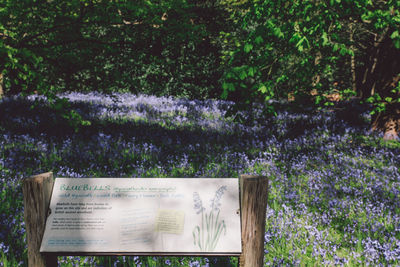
left=40, top=177, right=242, bottom=256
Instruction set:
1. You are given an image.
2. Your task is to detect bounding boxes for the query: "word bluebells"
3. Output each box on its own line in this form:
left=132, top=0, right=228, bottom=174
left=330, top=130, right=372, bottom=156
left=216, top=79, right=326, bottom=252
left=60, top=184, right=111, bottom=191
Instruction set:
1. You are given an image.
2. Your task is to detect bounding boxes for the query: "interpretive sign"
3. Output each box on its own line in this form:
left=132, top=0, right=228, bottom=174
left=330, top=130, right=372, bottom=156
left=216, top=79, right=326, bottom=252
left=40, top=178, right=241, bottom=255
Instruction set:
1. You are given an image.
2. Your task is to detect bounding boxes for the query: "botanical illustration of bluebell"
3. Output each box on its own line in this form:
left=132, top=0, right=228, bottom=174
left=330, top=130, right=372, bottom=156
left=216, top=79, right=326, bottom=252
left=192, top=186, right=227, bottom=252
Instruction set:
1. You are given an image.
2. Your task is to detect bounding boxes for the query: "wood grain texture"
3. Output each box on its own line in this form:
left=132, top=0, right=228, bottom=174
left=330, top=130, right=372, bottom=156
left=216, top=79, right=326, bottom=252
left=239, top=175, right=269, bottom=267
left=0, top=73, right=3, bottom=97
left=22, top=172, right=57, bottom=267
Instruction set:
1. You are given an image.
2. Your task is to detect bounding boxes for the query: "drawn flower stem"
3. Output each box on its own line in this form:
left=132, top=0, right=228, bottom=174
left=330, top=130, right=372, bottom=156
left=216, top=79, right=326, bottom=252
left=192, top=186, right=227, bottom=252
left=201, top=209, right=205, bottom=250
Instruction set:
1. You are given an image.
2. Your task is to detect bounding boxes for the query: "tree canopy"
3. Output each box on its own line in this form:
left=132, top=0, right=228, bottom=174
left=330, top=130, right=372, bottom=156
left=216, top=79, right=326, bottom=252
left=1, top=0, right=228, bottom=98
left=222, top=0, right=400, bottom=139
left=1, top=0, right=400, bottom=138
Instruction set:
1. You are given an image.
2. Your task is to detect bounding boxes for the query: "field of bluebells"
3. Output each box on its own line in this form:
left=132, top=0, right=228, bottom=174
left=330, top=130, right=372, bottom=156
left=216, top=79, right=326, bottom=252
left=0, top=92, right=399, bottom=266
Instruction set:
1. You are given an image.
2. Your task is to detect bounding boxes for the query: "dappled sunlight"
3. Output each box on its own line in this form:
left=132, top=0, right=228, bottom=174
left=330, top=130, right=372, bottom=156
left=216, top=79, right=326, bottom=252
left=0, top=93, right=399, bottom=265
left=59, top=92, right=237, bottom=134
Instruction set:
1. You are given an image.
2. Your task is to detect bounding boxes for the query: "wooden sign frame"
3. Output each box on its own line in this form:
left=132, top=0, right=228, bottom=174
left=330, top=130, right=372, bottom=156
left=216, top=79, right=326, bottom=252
left=23, top=172, right=268, bottom=267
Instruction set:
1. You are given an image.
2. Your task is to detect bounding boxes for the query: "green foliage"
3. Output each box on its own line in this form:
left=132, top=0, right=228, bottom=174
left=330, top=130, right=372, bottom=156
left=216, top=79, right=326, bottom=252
left=367, top=78, right=400, bottom=115
left=51, top=98, right=92, bottom=131
left=2, top=0, right=400, bottom=133
left=0, top=0, right=231, bottom=99
left=392, top=30, right=400, bottom=49
left=221, top=0, right=400, bottom=115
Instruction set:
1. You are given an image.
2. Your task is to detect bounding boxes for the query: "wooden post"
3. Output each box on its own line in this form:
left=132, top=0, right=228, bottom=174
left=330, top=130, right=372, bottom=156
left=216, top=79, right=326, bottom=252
left=0, top=73, right=3, bottom=97
left=23, top=172, right=58, bottom=267
left=239, top=175, right=269, bottom=267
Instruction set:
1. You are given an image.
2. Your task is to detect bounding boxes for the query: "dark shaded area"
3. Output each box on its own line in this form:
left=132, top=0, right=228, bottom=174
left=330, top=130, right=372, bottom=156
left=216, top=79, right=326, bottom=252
left=0, top=96, right=371, bottom=142
left=1, top=1, right=233, bottom=100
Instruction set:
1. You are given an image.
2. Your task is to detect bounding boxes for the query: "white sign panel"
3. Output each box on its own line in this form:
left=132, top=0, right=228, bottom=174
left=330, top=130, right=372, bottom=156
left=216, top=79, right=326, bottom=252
left=40, top=178, right=241, bottom=254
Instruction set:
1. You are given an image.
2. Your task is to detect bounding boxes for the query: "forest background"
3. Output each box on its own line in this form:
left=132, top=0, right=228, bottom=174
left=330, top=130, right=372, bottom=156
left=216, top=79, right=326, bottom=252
left=1, top=0, right=400, bottom=139
left=1, top=1, right=400, bottom=266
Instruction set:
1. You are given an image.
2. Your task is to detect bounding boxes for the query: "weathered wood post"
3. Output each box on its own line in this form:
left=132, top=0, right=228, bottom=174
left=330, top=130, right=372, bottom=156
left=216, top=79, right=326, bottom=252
left=23, top=172, right=58, bottom=267
left=239, top=175, right=269, bottom=267
left=0, top=73, right=3, bottom=97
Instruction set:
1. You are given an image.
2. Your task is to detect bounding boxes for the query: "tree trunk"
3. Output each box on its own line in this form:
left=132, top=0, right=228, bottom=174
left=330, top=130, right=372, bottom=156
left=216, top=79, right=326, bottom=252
left=356, top=27, right=390, bottom=98
left=357, top=29, right=400, bottom=139
left=349, top=23, right=357, bottom=93
left=371, top=105, right=400, bottom=140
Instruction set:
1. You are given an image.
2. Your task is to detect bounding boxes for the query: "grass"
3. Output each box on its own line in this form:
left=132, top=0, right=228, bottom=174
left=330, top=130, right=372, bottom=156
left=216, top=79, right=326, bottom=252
left=0, top=92, right=399, bottom=266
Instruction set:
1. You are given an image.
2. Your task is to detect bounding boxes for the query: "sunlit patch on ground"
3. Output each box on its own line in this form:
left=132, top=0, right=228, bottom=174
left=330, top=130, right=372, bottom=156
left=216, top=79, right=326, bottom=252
left=0, top=92, right=399, bottom=266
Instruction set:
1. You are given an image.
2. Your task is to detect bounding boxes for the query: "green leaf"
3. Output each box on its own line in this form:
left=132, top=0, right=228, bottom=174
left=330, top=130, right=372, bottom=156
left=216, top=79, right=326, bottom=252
left=315, top=95, right=322, bottom=105
left=394, top=39, right=400, bottom=49
left=258, top=84, right=267, bottom=94
left=295, top=37, right=309, bottom=52
left=366, top=96, right=374, bottom=103
left=297, top=44, right=304, bottom=52
left=322, top=32, right=329, bottom=46
left=339, top=47, right=349, bottom=56
left=239, top=70, right=247, bottom=80
left=391, top=31, right=399, bottom=39
left=81, top=120, right=91, bottom=126
left=221, top=90, right=228, bottom=99
left=255, top=36, right=264, bottom=45
left=248, top=67, right=255, bottom=77
left=333, top=43, right=339, bottom=52
left=273, top=27, right=284, bottom=38
left=244, top=43, right=253, bottom=53
left=276, top=75, right=287, bottom=83
left=222, top=82, right=235, bottom=92
left=290, top=32, right=301, bottom=44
